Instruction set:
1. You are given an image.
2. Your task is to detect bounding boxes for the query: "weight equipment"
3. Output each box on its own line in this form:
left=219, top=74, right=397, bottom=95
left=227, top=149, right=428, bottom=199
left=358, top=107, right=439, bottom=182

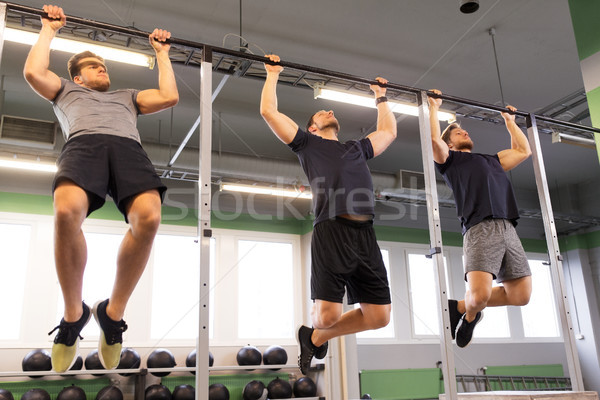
left=266, top=378, right=292, bottom=399
left=144, top=385, right=171, bottom=400
left=146, top=348, right=176, bottom=377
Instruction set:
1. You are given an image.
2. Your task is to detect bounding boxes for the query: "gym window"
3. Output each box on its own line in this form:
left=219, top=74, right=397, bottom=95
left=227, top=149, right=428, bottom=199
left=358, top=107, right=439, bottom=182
left=237, top=239, right=295, bottom=340
left=0, top=223, right=31, bottom=340
left=521, top=259, right=559, bottom=338
left=150, top=234, right=216, bottom=340
left=407, top=252, right=449, bottom=336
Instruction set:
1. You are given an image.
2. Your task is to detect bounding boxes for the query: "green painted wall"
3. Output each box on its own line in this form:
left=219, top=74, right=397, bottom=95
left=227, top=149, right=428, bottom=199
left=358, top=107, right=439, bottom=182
left=0, top=191, right=565, bottom=253
left=568, top=0, right=600, bottom=61
left=568, top=0, right=600, bottom=161
left=4, top=191, right=596, bottom=252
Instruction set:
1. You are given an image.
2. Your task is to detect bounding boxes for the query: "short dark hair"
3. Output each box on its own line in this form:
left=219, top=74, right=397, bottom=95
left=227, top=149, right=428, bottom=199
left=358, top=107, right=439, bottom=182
left=305, top=113, right=317, bottom=132
left=441, top=123, right=460, bottom=144
left=67, top=51, right=105, bottom=80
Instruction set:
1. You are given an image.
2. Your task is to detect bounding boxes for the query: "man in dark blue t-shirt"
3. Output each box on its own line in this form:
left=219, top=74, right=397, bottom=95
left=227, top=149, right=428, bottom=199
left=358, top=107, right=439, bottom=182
left=260, top=54, right=397, bottom=374
left=428, top=89, right=533, bottom=348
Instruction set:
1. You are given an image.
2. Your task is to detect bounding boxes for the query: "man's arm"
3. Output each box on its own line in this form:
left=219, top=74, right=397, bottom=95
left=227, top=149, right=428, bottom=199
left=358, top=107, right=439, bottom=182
left=366, top=77, right=397, bottom=157
left=427, top=89, right=450, bottom=164
left=23, top=5, right=65, bottom=101
left=496, top=105, right=532, bottom=171
left=136, top=29, right=179, bottom=114
left=260, top=54, right=298, bottom=144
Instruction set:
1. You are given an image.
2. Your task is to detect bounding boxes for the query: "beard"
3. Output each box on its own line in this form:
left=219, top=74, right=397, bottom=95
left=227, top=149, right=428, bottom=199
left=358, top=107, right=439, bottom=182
left=453, top=139, right=473, bottom=151
left=87, top=78, right=111, bottom=92
left=319, top=120, right=340, bottom=134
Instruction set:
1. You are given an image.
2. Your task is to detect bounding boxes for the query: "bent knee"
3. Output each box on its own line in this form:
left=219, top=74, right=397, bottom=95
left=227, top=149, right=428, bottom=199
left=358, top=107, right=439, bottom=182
left=54, top=205, right=86, bottom=230
left=314, top=312, right=341, bottom=329
left=468, top=291, right=490, bottom=309
left=130, top=209, right=161, bottom=235
left=512, top=292, right=531, bottom=306
left=366, top=306, right=391, bottom=330
left=371, top=313, right=390, bottom=330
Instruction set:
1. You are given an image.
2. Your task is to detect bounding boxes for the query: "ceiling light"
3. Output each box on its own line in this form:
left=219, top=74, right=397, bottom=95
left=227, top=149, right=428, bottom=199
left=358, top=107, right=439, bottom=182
left=314, top=85, right=456, bottom=122
left=0, top=158, right=57, bottom=173
left=4, top=27, right=155, bottom=68
left=221, top=183, right=312, bottom=199
left=551, top=131, right=596, bottom=149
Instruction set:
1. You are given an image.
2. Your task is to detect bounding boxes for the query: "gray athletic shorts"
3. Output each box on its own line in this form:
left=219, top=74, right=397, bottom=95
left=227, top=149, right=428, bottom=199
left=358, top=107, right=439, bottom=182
left=463, top=218, right=531, bottom=283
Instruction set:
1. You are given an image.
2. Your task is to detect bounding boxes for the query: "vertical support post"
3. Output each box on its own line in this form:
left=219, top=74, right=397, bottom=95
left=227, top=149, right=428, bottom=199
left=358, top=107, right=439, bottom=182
left=0, top=3, right=7, bottom=67
left=195, top=45, right=213, bottom=400
left=0, top=3, right=6, bottom=114
left=526, top=114, right=585, bottom=391
left=416, top=91, right=458, bottom=400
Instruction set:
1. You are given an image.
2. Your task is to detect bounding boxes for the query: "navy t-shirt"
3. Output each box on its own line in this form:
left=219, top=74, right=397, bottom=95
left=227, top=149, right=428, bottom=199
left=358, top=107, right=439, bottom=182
left=435, top=150, right=519, bottom=234
left=288, top=128, right=375, bottom=225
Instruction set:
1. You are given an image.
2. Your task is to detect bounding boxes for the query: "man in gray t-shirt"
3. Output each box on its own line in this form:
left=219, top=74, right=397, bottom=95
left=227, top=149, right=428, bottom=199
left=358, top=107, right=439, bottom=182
left=24, top=4, right=178, bottom=373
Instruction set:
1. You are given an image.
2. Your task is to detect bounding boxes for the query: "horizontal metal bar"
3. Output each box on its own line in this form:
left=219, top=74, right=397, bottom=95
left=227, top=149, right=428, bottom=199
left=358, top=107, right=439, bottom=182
left=537, top=114, right=599, bottom=133
left=556, top=132, right=596, bottom=146
left=4, top=2, right=203, bottom=49
left=6, top=2, right=600, bottom=136
left=0, top=364, right=301, bottom=378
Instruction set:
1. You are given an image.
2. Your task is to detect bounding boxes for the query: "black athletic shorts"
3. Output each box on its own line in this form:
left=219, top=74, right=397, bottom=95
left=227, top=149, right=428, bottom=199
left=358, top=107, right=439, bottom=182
left=311, top=217, right=391, bottom=305
left=52, top=134, right=167, bottom=221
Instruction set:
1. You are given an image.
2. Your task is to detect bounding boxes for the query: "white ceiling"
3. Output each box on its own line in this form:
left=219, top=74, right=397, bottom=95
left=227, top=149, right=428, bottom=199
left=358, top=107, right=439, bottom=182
left=0, top=0, right=598, bottom=228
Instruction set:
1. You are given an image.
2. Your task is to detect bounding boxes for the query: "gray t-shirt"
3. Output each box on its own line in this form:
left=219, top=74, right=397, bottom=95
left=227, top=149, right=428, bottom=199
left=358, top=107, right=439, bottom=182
left=52, top=78, right=141, bottom=142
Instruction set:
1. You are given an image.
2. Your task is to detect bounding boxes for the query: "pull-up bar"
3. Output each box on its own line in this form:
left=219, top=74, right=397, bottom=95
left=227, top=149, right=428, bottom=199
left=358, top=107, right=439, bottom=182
left=5, top=1, right=600, bottom=136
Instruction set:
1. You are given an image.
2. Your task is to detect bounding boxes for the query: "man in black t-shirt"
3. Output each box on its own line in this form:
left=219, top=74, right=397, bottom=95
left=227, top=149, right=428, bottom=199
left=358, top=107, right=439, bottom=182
left=428, top=89, right=533, bottom=348
left=260, top=54, right=397, bottom=374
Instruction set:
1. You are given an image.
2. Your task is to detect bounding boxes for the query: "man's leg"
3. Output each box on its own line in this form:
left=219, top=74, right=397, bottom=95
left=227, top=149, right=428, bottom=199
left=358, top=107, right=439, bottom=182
left=54, top=180, right=89, bottom=322
left=462, top=271, right=493, bottom=322
left=298, top=299, right=390, bottom=373
left=311, top=300, right=391, bottom=347
left=454, top=271, right=491, bottom=347
left=51, top=180, right=92, bottom=372
left=109, top=189, right=162, bottom=320
left=486, top=275, right=532, bottom=307
left=457, top=274, right=532, bottom=315
left=93, top=189, right=161, bottom=369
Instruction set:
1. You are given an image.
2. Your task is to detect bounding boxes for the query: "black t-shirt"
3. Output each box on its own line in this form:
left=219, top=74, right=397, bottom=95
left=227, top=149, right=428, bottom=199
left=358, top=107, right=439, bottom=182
left=288, top=128, right=375, bottom=225
left=435, top=150, right=519, bottom=234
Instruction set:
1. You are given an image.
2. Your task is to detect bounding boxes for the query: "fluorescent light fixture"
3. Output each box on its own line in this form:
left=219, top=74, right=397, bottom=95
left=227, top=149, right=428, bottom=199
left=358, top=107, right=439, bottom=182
left=0, top=158, right=57, bottom=173
left=221, top=183, right=312, bottom=199
left=552, top=131, right=596, bottom=149
left=314, top=85, right=456, bottom=122
left=4, top=27, right=155, bottom=68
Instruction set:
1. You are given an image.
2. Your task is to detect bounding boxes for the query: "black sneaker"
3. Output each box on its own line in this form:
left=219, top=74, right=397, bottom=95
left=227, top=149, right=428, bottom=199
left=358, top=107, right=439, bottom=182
left=92, top=299, right=128, bottom=370
left=448, top=299, right=463, bottom=340
left=455, top=311, right=483, bottom=348
left=297, top=325, right=319, bottom=374
left=48, top=302, right=91, bottom=373
left=314, top=340, right=328, bottom=359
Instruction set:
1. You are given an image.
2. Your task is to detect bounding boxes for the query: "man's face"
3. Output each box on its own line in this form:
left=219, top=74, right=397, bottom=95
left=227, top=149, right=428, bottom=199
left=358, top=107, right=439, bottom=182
left=448, top=126, right=473, bottom=151
left=309, top=110, right=340, bottom=135
left=73, top=57, right=110, bottom=92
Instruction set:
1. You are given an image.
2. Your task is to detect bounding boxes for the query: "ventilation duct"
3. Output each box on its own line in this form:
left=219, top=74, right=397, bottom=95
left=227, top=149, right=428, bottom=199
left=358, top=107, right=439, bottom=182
left=0, top=115, right=57, bottom=148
